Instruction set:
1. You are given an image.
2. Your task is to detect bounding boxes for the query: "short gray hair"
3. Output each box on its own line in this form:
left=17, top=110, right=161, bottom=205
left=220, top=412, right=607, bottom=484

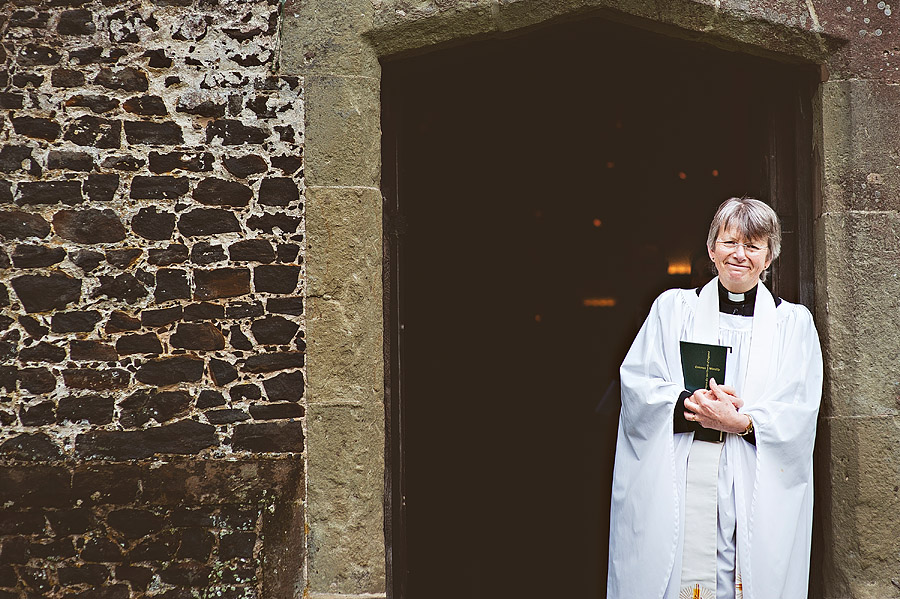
left=707, top=197, right=781, bottom=280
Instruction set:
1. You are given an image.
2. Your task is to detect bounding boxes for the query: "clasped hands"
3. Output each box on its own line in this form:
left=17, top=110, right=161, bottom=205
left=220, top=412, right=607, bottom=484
left=683, top=379, right=752, bottom=435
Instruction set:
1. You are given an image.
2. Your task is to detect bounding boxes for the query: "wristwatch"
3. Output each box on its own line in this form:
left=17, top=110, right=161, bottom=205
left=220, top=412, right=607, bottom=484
left=738, top=413, right=754, bottom=436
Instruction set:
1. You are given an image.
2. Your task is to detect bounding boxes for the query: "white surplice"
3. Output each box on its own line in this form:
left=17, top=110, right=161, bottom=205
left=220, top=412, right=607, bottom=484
left=607, top=278, right=823, bottom=599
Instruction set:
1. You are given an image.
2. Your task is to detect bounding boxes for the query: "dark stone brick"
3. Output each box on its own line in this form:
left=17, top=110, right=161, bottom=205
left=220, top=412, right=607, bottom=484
left=58, top=9, right=95, bottom=34
left=54, top=208, right=125, bottom=242
left=19, top=341, right=66, bottom=363
left=229, top=384, right=261, bottom=402
left=68, top=46, right=103, bottom=64
left=19, top=400, right=56, bottom=424
left=63, top=116, right=122, bottom=149
left=51, top=67, right=86, bottom=87
left=267, top=297, right=303, bottom=315
left=76, top=420, right=216, bottom=459
left=197, top=390, right=226, bottom=408
left=131, top=206, right=176, bottom=240
left=71, top=464, right=140, bottom=505
left=144, top=49, right=172, bottom=68
left=115, top=565, right=153, bottom=591
left=243, top=352, right=304, bottom=373
left=219, top=531, right=256, bottom=559
left=94, top=273, right=147, bottom=303
left=183, top=302, right=224, bottom=321
left=246, top=95, right=277, bottom=118
left=18, top=566, right=51, bottom=593
left=48, top=150, right=93, bottom=171
left=0, top=536, right=30, bottom=564
left=206, top=119, right=267, bottom=145
left=65, top=94, right=120, bottom=113
left=124, top=121, right=183, bottom=145
left=0, top=432, right=62, bottom=459
left=193, top=177, right=251, bottom=207
left=58, top=564, right=109, bottom=586
left=120, top=389, right=191, bottom=426
left=171, top=322, right=225, bottom=350
left=231, top=421, right=304, bottom=453
left=249, top=402, right=304, bottom=420
left=0, top=286, right=9, bottom=308
left=95, top=67, right=148, bottom=91
left=105, top=248, right=141, bottom=269
left=161, top=562, right=212, bottom=587
left=229, top=239, right=275, bottom=263
left=62, top=369, right=130, bottom=391
left=258, top=177, right=300, bottom=207
left=127, top=532, right=179, bottom=562
left=263, top=371, right=304, bottom=402
left=224, top=27, right=264, bottom=41
left=0, top=182, right=11, bottom=205
left=247, top=213, right=301, bottom=234
left=176, top=529, right=214, bottom=560
left=105, top=311, right=141, bottom=333
left=194, top=268, right=250, bottom=300
left=225, top=301, right=264, bottom=319
left=123, top=95, right=167, bottom=116
left=18, top=315, right=48, bottom=339
left=9, top=10, right=50, bottom=28
left=141, top=306, right=182, bottom=327
left=12, top=73, right=44, bottom=87
left=136, top=356, right=204, bottom=386
left=251, top=315, right=299, bottom=345
left=57, top=394, right=114, bottom=424
left=71, top=249, right=104, bottom=272
left=18, top=181, right=82, bottom=205
left=108, top=509, right=164, bottom=539
left=81, top=538, right=124, bottom=562
left=0, top=92, right=25, bottom=109
left=155, top=268, right=190, bottom=302
left=149, top=151, right=213, bottom=174
left=254, top=266, right=300, bottom=294
left=130, top=175, right=190, bottom=199
left=51, top=310, right=101, bottom=333
left=115, top=333, right=162, bottom=356
left=0, top=411, right=13, bottom=426
left=0, top=511, right=45, bottom=535
left=17, top=367, right=55, bottom=393
left=11, top=244, right=66, bottom=268
left=47, top=509, right=95, bottom=535
left=229, top=326, right=253, bottom=350
left=32, top=538, right=77, bottom=560
left=176, top=98, right=226, bottom=118
left=178, top=208, right=241, bottom=236
left=84, top=174, right=119, bottom=202
left=149, top=244, right=188, bottom=266
left=190, top=241, right=226, bottom=265
left=271, top=154, right=302, bottom=174
left=0, top=145, right=35, bottom=174
left=223, top=155, right=267, bottom=178
left=0, top=210, right=50, bottom=239
left=205, top=409, right=249, bottom=425
left=102, top=155, right=144, bottom=170
left=17, top=44, right=62, bottom=66
left=70, top=340, right=118, bottom=361
left=11, top=272, right=80, bottom=313
left=208, top=358, right=238, bottom=386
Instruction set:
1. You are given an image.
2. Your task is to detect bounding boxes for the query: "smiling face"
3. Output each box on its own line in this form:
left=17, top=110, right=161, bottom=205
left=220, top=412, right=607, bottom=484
left=708, top=225, right=772, bottom=293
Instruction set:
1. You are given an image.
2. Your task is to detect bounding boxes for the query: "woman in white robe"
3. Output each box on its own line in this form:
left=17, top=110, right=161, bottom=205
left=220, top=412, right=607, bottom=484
left=607, top=198, right=823, bottom=599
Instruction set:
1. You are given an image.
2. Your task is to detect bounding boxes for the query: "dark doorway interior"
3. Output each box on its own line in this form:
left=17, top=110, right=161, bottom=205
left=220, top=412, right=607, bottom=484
left=382, top=18, right=815, bottom=599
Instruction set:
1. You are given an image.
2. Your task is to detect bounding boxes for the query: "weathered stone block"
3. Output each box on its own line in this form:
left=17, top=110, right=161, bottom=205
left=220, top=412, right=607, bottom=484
left=193, top=177, right=252, bottom=207
left=230, top=384, right=262, bottom=402
left=149, top=151, right=213, bottom=174
left=18, top=181, right=83, bottom=206
left=208, top=358, right=238, bottom=386
left=219, top=531, right=257, bottom=558
left=225, top=301, right=264, bottom=319
left=94, top=273, right=147, bottom=302
left=63, top=116, right=122, bottom=149
left=71, top=249, right=104, bottom=272
left=58, top=8, right=95, bottom=35
left=183, top=302, right=224, bottom=321
left=149, top=244, right=189, bottom=266
left=178, top=208, right=242, bottom=236
left=0, top=210, right=51, bottom=239
left=0, top=432, right=62, bottom=460
left=54, top=208, right=126, bottom=242
left=69, top=340, right=118, bottom=362
left=65, top=94, right=120, bottom=114
left=123, top=95, right=168, bottom=116
left=247, top=213, right=301, bottom=234
left=11, top=272, right=81, bottom=313
left=46, top=150, right=92, bottom=172
left=0, top=145, right=35, bottom=174
left=115, top=565, right=153, bottom=591
left=81, top=538, right=124, bottom=562
left=262, top=371, right=304, bottom=402
left=19, top=341, right=66, bottom=363
left=190, top=241, right=226, bottom=265
left=130, top=175, right=190, bottom=199
left=231, top=421, right=304, bottom=453
left=11, top=244, right=66, bottom=268
left=254, top=265, right=300, bottom=293
left=251, top=315, right=299, bottom=345
left=124, top=121, right=184, bottom=145
left=258, top=177, right=300, bottom=206
left=84, top=174, right=119, bottom=202
left=155, top=268, right=191, bottom=302
left=266, top=297, right=304, bottom=315
left=51, top=310, right=101, bottom=333
left=197, top=390, right=226, bottom=408
left=243, top=352, right=304, bottom=373
left=249, top=403, right=304, bottom=420
left=223, top=155, right=268, bottom=178
left=57, top=394, right=114, bottom=425
left=58, top=564, right=110, bottom=587
left=116, top=333, right=163, bottom=356
left=206, top=119, right=268, bottom=145
left=271, top=154, right=302, bottom=175
left=136, top=356, right=204, bottom=386
left=105, top=248, right=141, bottom=269
left=76, top=420, right=216, bottom=459
left=229, top=239, right=276, bottom=263
left=105, top=311, right=141, bottom=333
left=141, top=306, right=183, bottom=328
left=171, top=323, right=226, bottom=350
left=229, top=326, right=253, bottom=350
left=95, top=67, right=149, bottom=92
left=132, top=206, right=176, bottom=241
left=11, top=117, right=61, bottom=141
left=205, top=409, right=250, bottom=425
left=51, top=68, right=86, bottom=87
left=62, top=369, right=130, bottom=391
left=194, top=268, right=251, bottom=300
left=18, top=315, right=48, bottom=339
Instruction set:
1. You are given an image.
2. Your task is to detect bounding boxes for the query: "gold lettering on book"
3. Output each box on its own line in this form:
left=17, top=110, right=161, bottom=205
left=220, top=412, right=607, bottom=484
left=693, top=350, right=722, bottom=388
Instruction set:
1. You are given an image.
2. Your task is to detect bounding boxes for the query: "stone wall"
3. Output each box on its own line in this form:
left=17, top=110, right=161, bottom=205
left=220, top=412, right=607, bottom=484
left=0, top=1, right=307, bottom=597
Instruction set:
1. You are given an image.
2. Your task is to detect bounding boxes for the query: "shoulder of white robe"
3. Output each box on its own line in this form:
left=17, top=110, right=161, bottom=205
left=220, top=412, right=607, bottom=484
left=692, top=276, right=719, bottom=345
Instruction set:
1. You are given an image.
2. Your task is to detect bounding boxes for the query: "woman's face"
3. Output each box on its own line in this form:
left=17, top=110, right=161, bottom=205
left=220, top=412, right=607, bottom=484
left=708, top=225, right=772, bottom=293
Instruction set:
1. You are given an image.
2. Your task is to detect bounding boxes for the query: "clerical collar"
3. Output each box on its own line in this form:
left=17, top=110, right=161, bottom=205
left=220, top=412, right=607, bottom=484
left=718, top=281, right=757, bottom=316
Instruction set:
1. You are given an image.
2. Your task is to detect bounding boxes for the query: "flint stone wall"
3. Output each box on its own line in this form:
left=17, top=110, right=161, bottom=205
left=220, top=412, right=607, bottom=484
left=0, top=1, right=306, bottom=597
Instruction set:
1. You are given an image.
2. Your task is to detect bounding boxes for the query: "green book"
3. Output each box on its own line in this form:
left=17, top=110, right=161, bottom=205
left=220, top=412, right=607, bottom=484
left=680, top=341, right=729, bottom=392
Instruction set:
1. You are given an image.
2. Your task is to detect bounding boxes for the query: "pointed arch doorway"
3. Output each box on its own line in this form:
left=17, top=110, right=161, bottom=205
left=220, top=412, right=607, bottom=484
left=382, top=16, right=818, bottom=599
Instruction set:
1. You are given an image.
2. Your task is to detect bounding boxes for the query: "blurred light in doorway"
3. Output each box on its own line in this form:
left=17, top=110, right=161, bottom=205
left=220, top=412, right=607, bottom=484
left=593, top=218, right=603, bottom=228
left=711, top=169, right=719, bottom=177
left=583, top=297, right=617, bottom=308
left=606, top=161, right=615, bottom=169
left=678, top=171, right=688, bottom=180
left=667, top=259, right=692, bottom=275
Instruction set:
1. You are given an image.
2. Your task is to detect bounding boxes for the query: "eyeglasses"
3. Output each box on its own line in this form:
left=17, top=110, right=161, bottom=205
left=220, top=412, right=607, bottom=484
left=716, top=240, right=767, bottom=255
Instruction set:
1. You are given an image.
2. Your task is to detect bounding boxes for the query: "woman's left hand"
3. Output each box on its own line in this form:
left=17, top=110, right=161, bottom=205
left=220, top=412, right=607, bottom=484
left=683, top=378, right=751, bottom=434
